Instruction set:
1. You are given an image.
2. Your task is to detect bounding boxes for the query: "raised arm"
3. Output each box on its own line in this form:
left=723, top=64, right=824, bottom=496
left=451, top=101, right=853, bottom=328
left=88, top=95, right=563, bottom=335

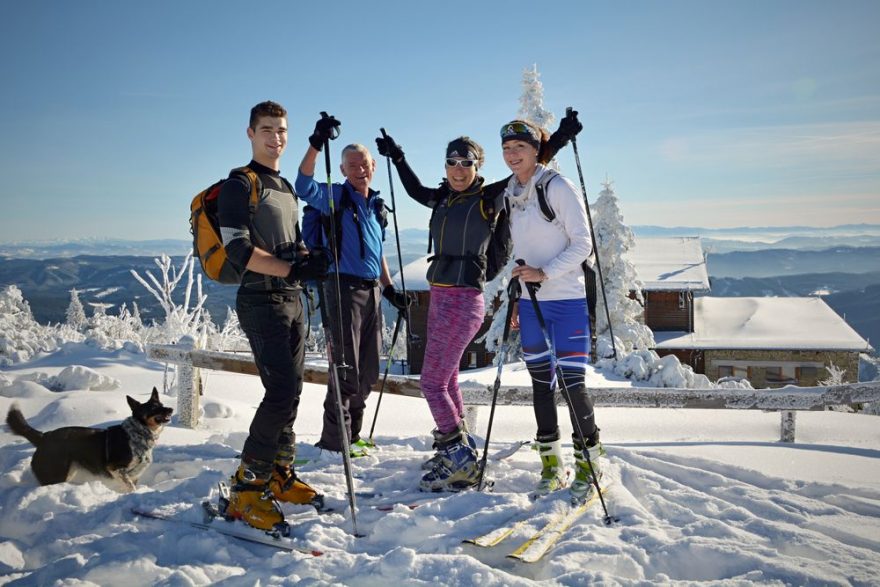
left=376, top=132, right=445, bottom=207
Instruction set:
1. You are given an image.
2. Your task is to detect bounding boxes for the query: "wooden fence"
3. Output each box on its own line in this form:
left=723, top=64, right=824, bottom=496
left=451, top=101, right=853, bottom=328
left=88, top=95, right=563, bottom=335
left=147, top=339, right=880, bottom=443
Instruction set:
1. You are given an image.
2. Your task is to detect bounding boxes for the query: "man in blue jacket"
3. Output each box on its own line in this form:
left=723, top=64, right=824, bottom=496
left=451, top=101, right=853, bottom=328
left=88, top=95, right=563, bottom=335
left=296, top=114, right=409, bottom=454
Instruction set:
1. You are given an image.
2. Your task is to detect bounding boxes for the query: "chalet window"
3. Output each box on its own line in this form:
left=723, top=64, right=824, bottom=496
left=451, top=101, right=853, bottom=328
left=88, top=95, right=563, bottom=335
left=765, top=366, right=797, bottom=385
left=468, top=352, right=478, bottom=369
left=717, top=364, right=748, bottom=379
left=678, top=292, right=687, bottom=310
left=798, top=366, right=819, bottom=379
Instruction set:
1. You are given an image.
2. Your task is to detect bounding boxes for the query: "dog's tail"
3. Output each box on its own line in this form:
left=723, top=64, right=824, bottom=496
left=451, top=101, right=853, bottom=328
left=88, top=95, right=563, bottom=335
left=6, top=405, right=43, bottom=446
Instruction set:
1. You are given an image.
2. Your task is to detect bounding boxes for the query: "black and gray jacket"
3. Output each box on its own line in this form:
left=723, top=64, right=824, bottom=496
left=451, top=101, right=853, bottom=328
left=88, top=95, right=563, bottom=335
left=217, top=160, right=300, bottom=291
left=395, top=160, right=509, bottom=290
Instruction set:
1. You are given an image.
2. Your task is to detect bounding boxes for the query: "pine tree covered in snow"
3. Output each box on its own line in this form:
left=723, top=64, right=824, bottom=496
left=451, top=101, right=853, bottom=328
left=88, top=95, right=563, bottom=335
left=66, top=288, right=87, bottom=331
left=518, top=64, right=555, bottom=131
left=0, top=285, right=64, bottom=365
left=592, top=179, right=654, bottom=355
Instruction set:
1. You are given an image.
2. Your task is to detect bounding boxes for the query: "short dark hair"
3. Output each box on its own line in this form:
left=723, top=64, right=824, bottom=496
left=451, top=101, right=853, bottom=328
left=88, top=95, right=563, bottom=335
left=249, top=101, right=287, bottom=129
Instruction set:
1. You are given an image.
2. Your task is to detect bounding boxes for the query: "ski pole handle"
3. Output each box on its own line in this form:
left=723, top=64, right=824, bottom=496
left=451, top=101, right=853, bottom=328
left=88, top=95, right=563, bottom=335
left=566, top=106, right=578, bottom=146
left=380, top=127, right=388, bottom=139
left=515, top=258, right=541, bottom=293
left=319, top=111, right=340, bottom=141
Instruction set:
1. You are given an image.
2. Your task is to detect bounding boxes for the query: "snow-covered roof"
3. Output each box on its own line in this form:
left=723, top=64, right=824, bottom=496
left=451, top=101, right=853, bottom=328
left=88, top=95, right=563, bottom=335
left=654, top=296, right=872, bottom=351
left=393, top=255, right=431, bottom=291
left=627, top=237, right=710, bottom=292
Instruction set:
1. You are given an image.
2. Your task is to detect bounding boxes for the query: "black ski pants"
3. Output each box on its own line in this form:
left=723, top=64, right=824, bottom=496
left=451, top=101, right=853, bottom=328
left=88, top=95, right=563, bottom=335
left=318, top=277, right=382, bottom=451
left=236, top=289, right=305, bottom=467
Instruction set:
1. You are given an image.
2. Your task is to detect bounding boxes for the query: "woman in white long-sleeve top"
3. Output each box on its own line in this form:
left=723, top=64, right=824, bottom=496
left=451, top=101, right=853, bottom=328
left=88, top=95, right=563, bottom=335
left=500, top=119, right=605, bottom=504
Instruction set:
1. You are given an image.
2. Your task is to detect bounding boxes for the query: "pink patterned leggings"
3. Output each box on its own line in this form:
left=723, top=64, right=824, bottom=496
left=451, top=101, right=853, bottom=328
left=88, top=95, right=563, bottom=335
left=421, top=286, right=485, bottom=434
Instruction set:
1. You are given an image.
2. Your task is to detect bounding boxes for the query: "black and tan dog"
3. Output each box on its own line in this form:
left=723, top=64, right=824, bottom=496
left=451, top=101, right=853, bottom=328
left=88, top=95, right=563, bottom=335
left=6, top=387, right=173, bottom=492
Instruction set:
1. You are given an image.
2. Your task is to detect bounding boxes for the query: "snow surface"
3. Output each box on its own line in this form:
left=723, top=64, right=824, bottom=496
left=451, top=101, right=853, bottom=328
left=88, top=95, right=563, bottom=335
left=655, top=297, right=872, bottom=352
left=626, top=237, right=711, bottom=292
left=2, top=344, right=880, bottom=586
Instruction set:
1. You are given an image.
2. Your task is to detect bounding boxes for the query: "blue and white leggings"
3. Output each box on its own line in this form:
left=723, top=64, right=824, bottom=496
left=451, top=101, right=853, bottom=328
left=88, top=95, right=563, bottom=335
left=519, top=297, right=598, bottom=444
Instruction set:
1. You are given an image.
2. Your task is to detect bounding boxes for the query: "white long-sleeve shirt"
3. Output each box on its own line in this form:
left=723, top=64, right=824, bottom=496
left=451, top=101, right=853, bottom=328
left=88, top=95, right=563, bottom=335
left=505, top=165, right=592, bottom=301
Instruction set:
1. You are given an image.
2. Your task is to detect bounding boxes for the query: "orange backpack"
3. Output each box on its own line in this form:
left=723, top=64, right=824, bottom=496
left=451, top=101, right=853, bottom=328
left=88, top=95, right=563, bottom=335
left=190, top=167, right=260, bottom=283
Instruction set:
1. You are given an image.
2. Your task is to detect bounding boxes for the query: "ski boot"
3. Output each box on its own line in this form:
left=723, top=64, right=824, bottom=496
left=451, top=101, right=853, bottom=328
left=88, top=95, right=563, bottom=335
left=422, top=425, right=477, bottom=470
left=269, top=465, right=319, bottom=505
left=570, top=438, right=606, bottom=505
left=350, top=438, right=374, bottom=458
left=419, top=426, right=480, bottom=492
left=223, top=463, right=288, bottom=534
left=531, top=436, right=567, bottom=499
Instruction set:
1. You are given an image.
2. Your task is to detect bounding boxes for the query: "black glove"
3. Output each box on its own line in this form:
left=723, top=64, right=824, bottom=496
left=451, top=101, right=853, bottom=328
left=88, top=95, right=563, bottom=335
left=375, top=133, right=405, bottom=164
left=308, top=113, right=341, bottom=151
left=541, top=108, right=584, bottom=164
left=382, top=284, right=412, bottom=311
left=286, top=249, right=330, bottom=283
left=556, top=108, right=583, bottom=142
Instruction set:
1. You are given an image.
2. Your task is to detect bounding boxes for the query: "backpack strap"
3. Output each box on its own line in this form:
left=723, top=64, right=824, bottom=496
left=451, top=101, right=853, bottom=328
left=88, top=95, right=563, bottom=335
left=534, top=171, right=559, bottom=224
left=231, top=166, right=261, bottom=214
left=278, top=175, right=302, bottom=243
left=340, top=184, right=366, bottom=259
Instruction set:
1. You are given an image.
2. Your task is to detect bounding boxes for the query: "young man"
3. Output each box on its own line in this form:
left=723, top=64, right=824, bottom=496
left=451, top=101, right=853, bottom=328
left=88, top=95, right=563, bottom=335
left=295, top=114, right=409, bottom=455
left=217, top=101, right=329, bottom=531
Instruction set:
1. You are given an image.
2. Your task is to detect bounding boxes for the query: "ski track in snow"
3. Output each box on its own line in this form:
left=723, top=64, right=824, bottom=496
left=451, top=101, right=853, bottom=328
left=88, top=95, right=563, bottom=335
left=2, top=437, right=880, bottom=585
left=1, top=350, right=879, bottom=585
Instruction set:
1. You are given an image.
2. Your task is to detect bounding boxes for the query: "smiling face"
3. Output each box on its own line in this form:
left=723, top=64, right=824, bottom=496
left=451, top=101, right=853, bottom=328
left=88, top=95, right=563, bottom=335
left=502, top=140, right=539, bottom=183
left=247, top=116, right=287, bottom=170
left=445, top=158, right=478, bottom=192
left=340, top=146, right=375, bottom=194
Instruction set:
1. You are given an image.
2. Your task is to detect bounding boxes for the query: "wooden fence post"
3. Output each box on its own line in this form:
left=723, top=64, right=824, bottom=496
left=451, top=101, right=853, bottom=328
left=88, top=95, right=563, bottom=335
left=780, top=410, right=796, bottom=443
left=175, top=335, right=202, bottom=429
left=464, top=406, right=480, bottom=438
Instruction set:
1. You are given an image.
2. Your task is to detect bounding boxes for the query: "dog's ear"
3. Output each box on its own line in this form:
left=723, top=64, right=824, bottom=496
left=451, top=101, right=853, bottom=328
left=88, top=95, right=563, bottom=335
left=126, top=395, right=140, bottom=411
left=150, top=387, right=160, bottom=402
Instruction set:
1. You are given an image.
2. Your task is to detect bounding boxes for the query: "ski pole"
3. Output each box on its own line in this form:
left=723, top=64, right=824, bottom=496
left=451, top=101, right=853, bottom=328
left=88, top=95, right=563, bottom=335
left=379, top=128, right=415, bottom=347
left=476, top=274, right=521, bottom=492
left=566, top=107, right=617, bottom=361
left=367, top=309, right=404, bottom=441
left=315, top=281, right=362, bottom=536
left=319, top=117, right=361, bottom=536
left=516, top=259, right=616, bottom=524
left=321, top=113, right=348, bottom=369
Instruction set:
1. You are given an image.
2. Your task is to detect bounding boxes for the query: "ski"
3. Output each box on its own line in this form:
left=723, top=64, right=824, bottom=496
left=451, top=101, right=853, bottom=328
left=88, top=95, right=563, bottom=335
left=488, top=439, right=530, bottom=461
left=462, top=471, right=572, bottom=548
left=463, top=517, right=529, bottom=547
left=130, top=506, right=324, bottom=556
left=507, top=483, right=612, bottom=563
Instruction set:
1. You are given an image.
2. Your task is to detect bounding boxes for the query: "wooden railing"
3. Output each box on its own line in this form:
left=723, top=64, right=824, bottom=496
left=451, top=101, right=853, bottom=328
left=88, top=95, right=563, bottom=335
left=147, top=339, right=880, bottom=442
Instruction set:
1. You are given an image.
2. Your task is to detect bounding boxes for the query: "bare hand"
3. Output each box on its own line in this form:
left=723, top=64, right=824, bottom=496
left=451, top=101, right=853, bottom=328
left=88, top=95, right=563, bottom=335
left=511, top=263, right=545, bottom=283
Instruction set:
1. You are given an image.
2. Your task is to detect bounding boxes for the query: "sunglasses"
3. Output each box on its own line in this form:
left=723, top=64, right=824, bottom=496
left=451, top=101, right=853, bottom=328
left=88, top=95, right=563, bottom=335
left=445, top=158, right=477, bottom=168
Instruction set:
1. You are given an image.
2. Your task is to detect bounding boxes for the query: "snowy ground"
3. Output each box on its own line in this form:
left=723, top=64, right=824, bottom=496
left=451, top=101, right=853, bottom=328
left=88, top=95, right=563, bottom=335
left=2, top=345, right=879, bottom=586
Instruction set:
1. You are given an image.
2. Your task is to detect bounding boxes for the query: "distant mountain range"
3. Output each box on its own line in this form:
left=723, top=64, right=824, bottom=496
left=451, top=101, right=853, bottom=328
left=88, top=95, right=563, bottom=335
left=1, top=226, right=877, bottom=353
left=4, top=224, right=879, bottom=259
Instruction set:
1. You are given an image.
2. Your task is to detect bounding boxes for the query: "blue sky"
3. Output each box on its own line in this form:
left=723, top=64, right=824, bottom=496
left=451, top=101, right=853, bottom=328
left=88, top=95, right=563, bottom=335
left=1, top=0, right=878, bottom=242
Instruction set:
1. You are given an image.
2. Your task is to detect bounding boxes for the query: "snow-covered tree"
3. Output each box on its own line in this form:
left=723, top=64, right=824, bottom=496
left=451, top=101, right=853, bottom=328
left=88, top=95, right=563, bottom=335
left=518, top=64, right=555, bottom=131
left=66, top=288, right=87, bottom=331
left=476, top=271, right=521, bottom=364
left=819, top=362, right=847, bottom=386
left=130, top=252, right=210, bottom=344
left=0, top=285, right=64, bottom=365
left=592, top=179, right=654, bottom=355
